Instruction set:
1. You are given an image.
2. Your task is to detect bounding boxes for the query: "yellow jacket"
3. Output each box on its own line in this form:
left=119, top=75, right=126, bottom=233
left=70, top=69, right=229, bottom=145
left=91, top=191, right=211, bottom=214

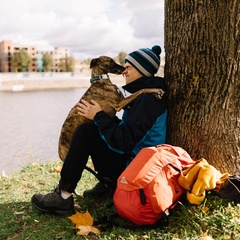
left=178, top=158, right=229, bottom=205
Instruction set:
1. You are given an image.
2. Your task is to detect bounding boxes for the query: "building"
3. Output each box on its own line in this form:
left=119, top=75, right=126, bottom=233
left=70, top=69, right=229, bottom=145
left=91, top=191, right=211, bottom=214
left=0, top=40, right=37, bottom=72
left=38, top=46, right=71, bottom=72
left=0, top=40, right=72, bottom=72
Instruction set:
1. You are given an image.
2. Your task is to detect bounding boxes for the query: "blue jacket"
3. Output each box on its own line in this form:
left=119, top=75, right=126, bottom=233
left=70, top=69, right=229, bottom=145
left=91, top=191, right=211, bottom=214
left=94, top=76, right=167, bottom=164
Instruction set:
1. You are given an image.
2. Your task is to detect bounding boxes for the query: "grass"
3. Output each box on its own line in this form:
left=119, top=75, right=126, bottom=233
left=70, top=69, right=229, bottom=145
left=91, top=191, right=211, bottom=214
left=0, top=160, right=240, bottom=240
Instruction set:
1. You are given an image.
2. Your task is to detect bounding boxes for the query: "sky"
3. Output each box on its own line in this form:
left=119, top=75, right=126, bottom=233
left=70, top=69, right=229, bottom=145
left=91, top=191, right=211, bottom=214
left=0, top=0, right=165, bottom=61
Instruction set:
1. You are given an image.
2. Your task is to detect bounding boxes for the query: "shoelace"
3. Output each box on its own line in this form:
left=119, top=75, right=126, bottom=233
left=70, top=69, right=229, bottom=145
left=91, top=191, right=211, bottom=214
left=43, top=187, right=59, bottom=201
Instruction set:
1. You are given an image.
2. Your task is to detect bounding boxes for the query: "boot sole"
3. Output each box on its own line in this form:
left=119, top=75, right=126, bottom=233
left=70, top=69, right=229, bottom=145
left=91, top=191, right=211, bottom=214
left=32, top=201, right=74, bottom=215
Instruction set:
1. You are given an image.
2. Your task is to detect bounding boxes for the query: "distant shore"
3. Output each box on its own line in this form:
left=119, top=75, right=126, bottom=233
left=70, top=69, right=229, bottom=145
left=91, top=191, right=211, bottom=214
left=0, top=79, right=91, bottom=92
left=0, top=72, right=125, bottom=92
left=0, top=67, right=164, bottom=92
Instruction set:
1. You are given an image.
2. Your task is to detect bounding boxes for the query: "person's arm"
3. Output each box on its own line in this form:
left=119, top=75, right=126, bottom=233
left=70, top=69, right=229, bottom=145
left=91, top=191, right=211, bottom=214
left=94, top=94, right=167, bottom=153
left=77, top=99, right=122, bottom=124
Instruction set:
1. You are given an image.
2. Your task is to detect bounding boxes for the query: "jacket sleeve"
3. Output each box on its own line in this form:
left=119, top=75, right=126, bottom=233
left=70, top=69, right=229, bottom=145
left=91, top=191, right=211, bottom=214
left=93, top=93, right=167, bottom=154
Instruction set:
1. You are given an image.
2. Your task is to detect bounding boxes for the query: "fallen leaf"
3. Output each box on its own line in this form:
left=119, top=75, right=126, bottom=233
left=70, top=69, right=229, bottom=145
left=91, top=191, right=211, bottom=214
left=202, top=231, right=208, bottom=237
left=201, top=237, right=214, bottom=240
left=202, top=206, right=209, bottom=213
left=54, top=166, right=62, bottom=173
left=14, top=211, right=24, bottom=215
left=76, top=225, right=100, bottom=236
left=201, top=231, right=214, bottom=240
left=68, top=210, right=94, bottom=227
left=68, top=210, right=100, bottom=236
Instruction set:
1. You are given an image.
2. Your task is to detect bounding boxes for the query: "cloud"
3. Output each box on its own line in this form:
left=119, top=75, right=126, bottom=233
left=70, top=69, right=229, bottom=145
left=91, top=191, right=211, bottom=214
left=0, top=0, right=164, bottom=60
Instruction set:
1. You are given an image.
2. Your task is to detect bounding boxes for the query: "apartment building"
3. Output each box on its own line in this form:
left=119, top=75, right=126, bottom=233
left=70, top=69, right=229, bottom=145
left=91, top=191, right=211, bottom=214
left=38, top=46, right=70, bottom=72
left=0, top=40, right=72, bottom=72
left=0, top=40, right=37, bottom=72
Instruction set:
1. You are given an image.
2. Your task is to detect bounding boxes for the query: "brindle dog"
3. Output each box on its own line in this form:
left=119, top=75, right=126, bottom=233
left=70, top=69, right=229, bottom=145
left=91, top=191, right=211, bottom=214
left=58, top=56, right=164, bottom=161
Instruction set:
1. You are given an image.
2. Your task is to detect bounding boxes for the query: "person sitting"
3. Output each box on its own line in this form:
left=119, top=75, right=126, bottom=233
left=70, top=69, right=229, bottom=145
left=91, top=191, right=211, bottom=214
left=31, top=45, right=168, bottom=215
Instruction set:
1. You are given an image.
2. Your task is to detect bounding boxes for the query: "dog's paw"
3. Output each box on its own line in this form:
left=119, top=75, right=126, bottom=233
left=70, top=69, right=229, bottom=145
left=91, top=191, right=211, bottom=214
left=153, top=89, right=165, bottom=99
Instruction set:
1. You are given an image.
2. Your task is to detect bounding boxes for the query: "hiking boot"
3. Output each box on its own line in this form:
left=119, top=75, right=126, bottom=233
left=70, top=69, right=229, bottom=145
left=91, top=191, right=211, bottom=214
left=31, top=186, right=75, bottom=215
left=83, top=182, right=113, bottom=198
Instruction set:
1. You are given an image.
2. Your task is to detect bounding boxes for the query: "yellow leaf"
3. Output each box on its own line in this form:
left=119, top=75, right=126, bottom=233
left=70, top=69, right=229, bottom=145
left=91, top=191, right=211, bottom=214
left=201, top=231, right=214, bottom=240
left=200, top=236, right=214, bottom=240
left=202, top=231, right=208, bottom=237
left=76, top=225, right=100, bottom=236
left=54, top=165, right=62, bottom=173
left=202, top=206, right=209, bottom=213
left=68, top=210, right=94, bottom=227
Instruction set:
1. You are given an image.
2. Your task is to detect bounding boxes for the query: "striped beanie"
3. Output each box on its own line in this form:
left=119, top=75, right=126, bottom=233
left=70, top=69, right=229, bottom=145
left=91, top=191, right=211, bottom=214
left=125, top=45, right=161, bottom=77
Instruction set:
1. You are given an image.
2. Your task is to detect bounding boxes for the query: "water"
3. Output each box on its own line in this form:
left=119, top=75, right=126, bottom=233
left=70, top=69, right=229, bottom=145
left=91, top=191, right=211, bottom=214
left=0, top=89, right=87, bottom=175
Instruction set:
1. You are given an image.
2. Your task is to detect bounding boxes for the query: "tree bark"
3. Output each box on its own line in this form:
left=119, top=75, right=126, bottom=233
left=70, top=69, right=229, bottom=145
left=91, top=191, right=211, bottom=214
left=164, top=0, right=240, bottom=174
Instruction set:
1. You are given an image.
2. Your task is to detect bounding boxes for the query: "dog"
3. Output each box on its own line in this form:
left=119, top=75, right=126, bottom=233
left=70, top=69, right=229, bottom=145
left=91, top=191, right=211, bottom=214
left=58, top=56, right=164, bottom=161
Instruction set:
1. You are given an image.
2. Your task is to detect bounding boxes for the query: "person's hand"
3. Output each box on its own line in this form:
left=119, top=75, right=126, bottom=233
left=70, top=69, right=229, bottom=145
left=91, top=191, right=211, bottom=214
left=77, top=99, right=102, bottom=120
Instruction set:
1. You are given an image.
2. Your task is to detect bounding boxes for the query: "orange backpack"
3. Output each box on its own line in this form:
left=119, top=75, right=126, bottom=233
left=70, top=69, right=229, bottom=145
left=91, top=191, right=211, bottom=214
left=113, top=144, right=195, bottom=225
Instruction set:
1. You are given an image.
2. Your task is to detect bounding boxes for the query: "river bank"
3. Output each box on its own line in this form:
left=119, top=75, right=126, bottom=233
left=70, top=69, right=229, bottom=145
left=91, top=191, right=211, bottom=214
left=0, top=65, right=164, bottom=92
left=0, top=79, right=90, bottom=91
left=0, top=72, right=125, bottom=91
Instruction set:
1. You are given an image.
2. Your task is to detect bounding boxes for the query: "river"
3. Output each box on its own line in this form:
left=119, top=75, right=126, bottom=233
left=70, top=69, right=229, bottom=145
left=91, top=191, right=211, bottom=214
left=0, top=89, right=88, bottom=175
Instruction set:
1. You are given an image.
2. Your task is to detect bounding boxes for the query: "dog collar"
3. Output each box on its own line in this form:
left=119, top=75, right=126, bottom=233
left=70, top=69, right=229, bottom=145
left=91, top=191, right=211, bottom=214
left=90, top=74, right=110, bottom=83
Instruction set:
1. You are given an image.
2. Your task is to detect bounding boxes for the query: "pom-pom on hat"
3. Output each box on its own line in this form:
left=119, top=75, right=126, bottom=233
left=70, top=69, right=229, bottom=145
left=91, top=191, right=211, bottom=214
left=125, top=45, right=161, bottom=77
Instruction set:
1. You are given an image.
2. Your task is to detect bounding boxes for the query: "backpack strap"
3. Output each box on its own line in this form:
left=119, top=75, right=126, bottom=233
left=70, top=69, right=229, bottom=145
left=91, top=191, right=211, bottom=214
left=139, top=189, right=147, bottom=205
left=84, top=166, right=113, bottom=188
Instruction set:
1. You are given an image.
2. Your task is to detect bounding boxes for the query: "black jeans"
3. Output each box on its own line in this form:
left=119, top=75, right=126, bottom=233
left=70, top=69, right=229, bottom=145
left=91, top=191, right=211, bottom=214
left=59, top=122, right=129, bottom=193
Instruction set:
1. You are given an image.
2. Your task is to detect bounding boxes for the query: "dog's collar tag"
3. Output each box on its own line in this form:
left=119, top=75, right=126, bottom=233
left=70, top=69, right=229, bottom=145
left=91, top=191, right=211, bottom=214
left=90, top=74, right=109, bottom=83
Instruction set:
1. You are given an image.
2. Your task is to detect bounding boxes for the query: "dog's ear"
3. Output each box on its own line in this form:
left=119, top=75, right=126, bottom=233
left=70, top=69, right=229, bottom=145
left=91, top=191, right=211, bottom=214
left=90, top=58, right=98, bottom=69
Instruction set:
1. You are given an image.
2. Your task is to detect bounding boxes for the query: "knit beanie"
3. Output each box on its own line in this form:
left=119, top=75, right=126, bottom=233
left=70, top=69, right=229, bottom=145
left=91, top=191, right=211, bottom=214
left=125, top=45, right=161, bottom=77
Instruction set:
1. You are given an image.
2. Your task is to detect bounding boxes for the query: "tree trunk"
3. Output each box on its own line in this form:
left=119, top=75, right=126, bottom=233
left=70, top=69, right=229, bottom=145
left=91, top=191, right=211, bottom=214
left=164, top=0, right=240, bottom=174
